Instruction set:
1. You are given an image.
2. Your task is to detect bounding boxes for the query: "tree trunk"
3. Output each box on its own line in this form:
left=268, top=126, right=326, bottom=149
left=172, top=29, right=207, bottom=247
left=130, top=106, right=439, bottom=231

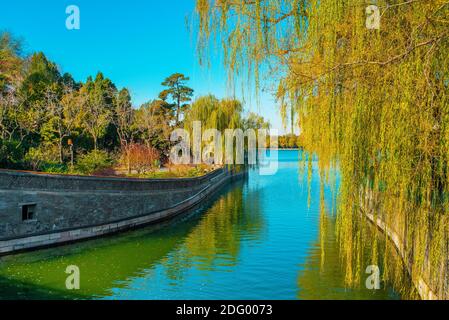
left=59, top=138, right=64, bottom=164
left=176, top=105, right=180, bottom=125
left=176, top=96, right=181, bottom=125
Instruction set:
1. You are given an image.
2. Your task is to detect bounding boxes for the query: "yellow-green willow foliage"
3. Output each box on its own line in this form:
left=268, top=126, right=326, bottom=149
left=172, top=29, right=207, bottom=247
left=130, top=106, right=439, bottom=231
left=184, top=95, right=243, bottom=132
left=196, top=0, right=449, bottom=298
left=183, top=95, right=243, bottom=165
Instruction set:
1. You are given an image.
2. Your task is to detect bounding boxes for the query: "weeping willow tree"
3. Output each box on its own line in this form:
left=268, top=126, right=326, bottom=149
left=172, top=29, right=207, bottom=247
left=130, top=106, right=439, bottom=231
left=195, top=0, right=449, bottom=298
left=184, top=94, right=243, bottom=132
left=183, top=95, right=243, bottom=165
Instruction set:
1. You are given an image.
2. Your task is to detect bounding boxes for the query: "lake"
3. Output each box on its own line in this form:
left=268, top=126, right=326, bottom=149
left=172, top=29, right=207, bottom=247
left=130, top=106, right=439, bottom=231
left=0, top=150, right=414, bottom=299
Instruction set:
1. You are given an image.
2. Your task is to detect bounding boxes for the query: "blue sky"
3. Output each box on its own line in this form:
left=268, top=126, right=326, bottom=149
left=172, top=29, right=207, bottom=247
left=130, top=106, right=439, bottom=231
left=0, top=0, right=285, bottom=131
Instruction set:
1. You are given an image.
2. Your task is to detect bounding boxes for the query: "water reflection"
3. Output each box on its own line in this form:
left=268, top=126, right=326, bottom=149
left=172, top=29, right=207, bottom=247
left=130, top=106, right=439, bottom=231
left=297, top=181, right=418, bottom=300
left=297, top=210, right=401, bottom=299
left=0, top=180, right=265, bottom=299
left=0, top=151, right=416, bottom=299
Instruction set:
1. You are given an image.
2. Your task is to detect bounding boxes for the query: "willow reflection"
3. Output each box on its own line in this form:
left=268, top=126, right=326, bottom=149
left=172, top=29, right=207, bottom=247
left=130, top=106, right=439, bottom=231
left=297, top=192, right=418, bottom=300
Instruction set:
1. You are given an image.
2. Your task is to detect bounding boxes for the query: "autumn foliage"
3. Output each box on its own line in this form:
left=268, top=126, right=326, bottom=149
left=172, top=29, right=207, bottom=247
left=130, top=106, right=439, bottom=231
left=121, top=143, right=160, bottom=174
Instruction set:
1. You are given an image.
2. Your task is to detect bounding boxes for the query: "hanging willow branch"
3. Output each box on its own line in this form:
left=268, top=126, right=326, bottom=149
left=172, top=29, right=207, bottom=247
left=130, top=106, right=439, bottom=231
left=195, top=0, right=449, bottom=298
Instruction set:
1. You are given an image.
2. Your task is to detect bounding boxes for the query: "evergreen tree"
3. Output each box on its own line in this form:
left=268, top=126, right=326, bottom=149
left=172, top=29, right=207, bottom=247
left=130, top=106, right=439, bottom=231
left=159, top=73, right=194, bottom=125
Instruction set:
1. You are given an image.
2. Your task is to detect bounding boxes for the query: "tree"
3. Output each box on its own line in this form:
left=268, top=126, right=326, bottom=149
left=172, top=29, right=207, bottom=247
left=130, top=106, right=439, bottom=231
left=113, top=88, right=139, bottom=173
left=16, top=52, right=62, bottom=147
left=41, top=86, right=82, bottom=163
left=0, top=32, right=23, bottom=145
left=243, top=112, right=270, bottom=131
left=114, top=88, right=136, bottom=147
left=184, top=95, right=243, bottom=132
left=80, top=73, right=115, bottom=150
left=0, top=87, right=20, bottom=141
left=61, top=72, right=80, bottom=91
left=0, top=32, right=23, bottom=93
left=20, top=52, right=61, bottom=103
left=159, top=73, right=194, bottom=125
left=135, top=99, right=172, bottom=153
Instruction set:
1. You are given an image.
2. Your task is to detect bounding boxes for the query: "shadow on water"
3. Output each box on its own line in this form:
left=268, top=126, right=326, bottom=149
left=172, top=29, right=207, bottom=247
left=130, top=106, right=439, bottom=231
left=0, top=179, right=265, bottom=300
left=0, top=276, right=89, bottom=300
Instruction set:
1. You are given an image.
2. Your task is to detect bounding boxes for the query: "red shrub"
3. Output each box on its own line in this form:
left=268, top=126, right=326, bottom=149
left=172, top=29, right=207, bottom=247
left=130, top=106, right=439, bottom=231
left=121, top=143, right=160, bottom=174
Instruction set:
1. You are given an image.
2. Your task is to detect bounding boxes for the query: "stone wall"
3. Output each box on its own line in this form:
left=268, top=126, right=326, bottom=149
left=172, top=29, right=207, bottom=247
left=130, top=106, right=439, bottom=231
left=0, top=168, right=246, bottom=255
left=360, top=188, right=441, bottom=300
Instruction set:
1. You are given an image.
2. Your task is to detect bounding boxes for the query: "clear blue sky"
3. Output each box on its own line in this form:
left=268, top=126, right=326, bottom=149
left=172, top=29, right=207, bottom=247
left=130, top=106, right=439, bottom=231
left=0, top=0, right=285, bottom=132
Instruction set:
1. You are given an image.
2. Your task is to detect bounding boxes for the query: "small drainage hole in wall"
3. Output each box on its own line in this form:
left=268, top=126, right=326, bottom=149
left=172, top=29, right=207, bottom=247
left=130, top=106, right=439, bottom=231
left=22, top=204, right=36, bottom=221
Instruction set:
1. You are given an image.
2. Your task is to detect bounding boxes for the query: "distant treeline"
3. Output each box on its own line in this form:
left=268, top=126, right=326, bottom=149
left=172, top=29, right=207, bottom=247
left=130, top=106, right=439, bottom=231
left=277, top=134, right=302, bottom=149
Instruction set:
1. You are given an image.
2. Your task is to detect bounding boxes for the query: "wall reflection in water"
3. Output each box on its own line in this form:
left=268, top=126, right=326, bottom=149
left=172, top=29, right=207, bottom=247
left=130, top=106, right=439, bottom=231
left=0, top=180, right=265, bottom=299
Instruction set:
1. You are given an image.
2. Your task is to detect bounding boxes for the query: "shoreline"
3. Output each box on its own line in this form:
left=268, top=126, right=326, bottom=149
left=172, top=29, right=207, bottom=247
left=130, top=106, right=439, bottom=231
left=0, top=167, right=247, bottom=256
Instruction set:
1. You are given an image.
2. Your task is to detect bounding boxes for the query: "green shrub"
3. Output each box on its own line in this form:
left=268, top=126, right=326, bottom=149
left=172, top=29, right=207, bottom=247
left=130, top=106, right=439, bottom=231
left=75, top=150, right=112, bottom=175
left=39, top=163, right=69, bottom=174
left=24, top=145, right=63, bottom=172
left=0, top=139, right=26, bottom=169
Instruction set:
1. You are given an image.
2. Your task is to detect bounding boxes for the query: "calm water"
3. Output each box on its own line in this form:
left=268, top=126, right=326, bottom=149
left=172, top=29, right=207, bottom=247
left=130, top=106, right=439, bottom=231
left=0, top=150, right=409, bottom=299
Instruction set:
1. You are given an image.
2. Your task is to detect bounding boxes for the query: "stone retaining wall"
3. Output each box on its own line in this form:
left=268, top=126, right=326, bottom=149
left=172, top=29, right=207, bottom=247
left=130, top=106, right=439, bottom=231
left=361, top=188, right=440, bottom=300
left=0, top=168, right=246, bottom=255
